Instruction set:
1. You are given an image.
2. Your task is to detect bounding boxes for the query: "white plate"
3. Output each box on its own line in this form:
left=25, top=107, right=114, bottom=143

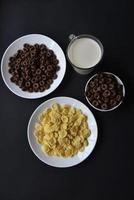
left=1, top=34, right=66, bottom=99
left=27, top=97, right=98, bottom=168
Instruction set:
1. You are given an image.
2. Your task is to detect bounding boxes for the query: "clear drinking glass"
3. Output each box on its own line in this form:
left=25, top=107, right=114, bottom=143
left=66, top=34, right=104, bottom=75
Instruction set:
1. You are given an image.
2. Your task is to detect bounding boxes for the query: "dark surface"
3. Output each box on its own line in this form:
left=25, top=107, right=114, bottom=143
left=0, top=0, right=134, bottom=200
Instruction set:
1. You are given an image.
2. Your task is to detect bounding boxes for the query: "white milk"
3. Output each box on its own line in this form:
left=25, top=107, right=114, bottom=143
left=68, top=38, right=102, bottom=69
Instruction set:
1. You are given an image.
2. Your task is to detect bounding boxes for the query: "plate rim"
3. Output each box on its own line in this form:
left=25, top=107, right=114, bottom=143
left=1, top=34, right=66, bottom=99
left=27, top=96, right=98, bottom=168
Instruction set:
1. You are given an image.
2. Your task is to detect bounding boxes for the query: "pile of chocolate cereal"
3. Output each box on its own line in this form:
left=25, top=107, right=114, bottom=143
left=85, top=72, right=123, bottom=110
left=8, top=43, right=60, bottom=92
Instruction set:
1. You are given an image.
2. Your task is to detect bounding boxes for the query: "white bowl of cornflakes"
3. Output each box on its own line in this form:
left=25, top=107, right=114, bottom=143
left=27, top=96, right=98, bottom=168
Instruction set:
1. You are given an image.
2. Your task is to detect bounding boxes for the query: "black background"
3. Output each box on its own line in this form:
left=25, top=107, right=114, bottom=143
left=0, top=0, right=134, bottom=200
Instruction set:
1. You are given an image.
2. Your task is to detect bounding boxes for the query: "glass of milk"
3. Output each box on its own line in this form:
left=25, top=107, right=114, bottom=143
left=67, top=34, right=104, bottom=75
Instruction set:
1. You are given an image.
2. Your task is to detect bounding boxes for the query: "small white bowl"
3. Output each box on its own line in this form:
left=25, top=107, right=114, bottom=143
left=85, top=72, right=125, bottom=112
left=1, top=34, right=66, bottom=99
left=27, top=97, right=98, bottom=168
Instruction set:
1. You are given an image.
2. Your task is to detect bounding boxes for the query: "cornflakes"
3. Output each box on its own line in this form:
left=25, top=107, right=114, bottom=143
left=34, top=103, right=91, bottom=157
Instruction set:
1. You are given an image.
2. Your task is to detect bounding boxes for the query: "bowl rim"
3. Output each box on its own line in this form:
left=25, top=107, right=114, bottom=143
left=84, top=72, right=125, bottom=112
left=1, top=34, right=66, bottom=99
